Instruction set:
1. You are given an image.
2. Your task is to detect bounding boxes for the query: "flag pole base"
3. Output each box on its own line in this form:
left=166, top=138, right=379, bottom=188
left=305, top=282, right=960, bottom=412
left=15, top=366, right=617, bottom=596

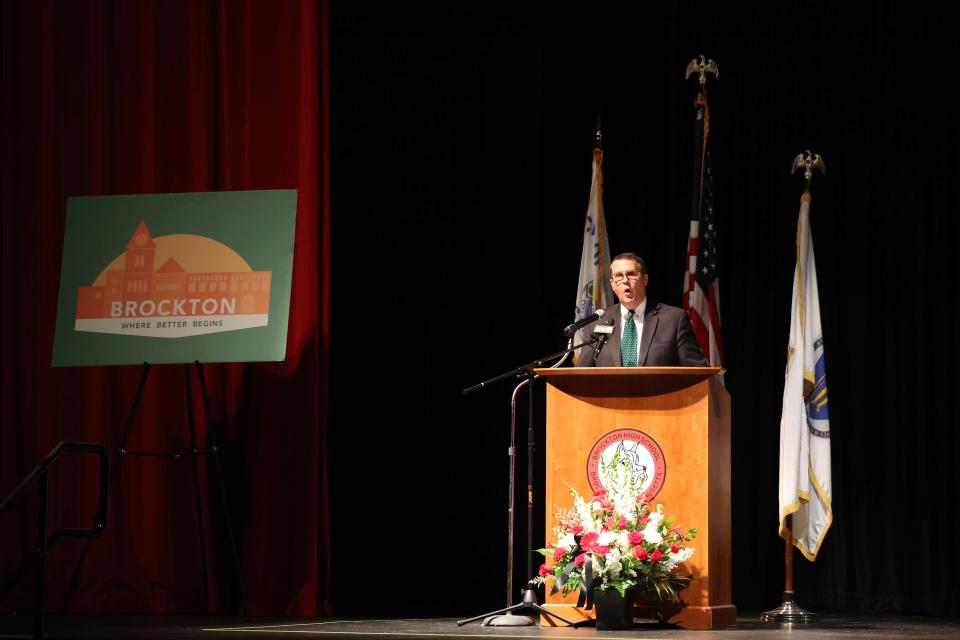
left=761, top=591, right=817, bottom=623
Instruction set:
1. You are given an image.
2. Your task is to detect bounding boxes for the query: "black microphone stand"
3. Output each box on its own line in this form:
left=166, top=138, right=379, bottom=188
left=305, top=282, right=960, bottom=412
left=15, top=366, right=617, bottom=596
left=457, top=337, right=598, bottom=628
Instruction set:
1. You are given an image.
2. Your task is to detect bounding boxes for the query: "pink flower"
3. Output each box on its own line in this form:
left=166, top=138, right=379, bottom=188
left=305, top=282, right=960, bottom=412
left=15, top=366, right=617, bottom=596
left=581, top=532, right=599, bottom=548
left=595, top=545, right=611, bottom=556
left=670, top=543, right=681, bottom=554
left=539, top=563, right=551, bottom=576
left=571, top=524, right=584, bottom=534
left=633, top=546, right=648, bottom=561
left=628, top=531, right=645, bottom=546
left=617, top=515, right=628, bottom=529
left=650, top=549, right=663, bottom=562
left=575, top=553, right=585, bottom=567
left=605, top=516, right=617, bottom=530
left=553, top=547, right=566, bottom=561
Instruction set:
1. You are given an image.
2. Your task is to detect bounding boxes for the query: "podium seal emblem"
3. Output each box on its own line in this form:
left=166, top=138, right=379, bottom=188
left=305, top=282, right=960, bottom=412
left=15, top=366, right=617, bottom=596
left=586, top=429, right=666, bottom=502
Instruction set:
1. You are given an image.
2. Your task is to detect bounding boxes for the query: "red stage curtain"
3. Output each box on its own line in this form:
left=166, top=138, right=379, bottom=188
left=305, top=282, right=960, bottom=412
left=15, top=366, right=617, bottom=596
left=1, top=0, right=330, bottom=616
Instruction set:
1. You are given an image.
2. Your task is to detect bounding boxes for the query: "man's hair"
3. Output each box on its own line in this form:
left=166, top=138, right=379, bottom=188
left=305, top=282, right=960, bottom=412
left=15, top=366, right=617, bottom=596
left=610, top=252, right=647, bottom=275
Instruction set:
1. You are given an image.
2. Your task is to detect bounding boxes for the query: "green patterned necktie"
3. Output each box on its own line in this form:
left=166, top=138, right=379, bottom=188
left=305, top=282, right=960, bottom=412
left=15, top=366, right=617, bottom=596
left=621, top=310, right=638, bottom=367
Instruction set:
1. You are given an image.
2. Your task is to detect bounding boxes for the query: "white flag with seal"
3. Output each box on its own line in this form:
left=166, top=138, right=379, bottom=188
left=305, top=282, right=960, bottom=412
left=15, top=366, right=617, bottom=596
left=778, top=190, right=833, bottom=560
left=573, top=146, right=614, bottom=363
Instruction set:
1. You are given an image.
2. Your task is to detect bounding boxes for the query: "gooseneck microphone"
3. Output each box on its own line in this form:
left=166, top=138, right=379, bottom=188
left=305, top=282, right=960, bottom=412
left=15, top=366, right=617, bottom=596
left=562, top=308, right=605, bottom=338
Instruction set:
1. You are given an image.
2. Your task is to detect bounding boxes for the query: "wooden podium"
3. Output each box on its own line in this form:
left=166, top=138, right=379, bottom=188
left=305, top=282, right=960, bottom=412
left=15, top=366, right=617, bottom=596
left=534, top=367, right=735, bottom=630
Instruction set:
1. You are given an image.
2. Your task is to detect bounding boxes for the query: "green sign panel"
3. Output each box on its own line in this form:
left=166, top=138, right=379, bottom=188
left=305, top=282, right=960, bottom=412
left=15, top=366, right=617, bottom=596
left=51, top=190, right=297, bottom=366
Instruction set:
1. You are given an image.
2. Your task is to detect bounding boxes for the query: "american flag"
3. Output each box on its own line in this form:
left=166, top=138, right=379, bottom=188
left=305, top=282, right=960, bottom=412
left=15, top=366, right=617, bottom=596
left=682, top=93, right=723, bottom=366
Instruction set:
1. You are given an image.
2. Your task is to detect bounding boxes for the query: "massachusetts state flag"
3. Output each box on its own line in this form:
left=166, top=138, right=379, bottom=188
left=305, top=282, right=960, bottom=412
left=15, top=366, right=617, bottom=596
left=778, top=190, right=833, bottom=561
left=682, top=93, right=723, bottom=366
left=573, top=138, right=613, bottom=363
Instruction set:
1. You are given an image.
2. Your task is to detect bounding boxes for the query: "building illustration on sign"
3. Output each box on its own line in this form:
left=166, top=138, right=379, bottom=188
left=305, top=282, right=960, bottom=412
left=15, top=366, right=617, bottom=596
left=75, top=221, right=272, bottom=338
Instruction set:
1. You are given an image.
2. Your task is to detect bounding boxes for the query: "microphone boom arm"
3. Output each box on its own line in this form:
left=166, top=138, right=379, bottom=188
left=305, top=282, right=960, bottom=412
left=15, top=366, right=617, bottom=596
left=462, top=336, right=599, bottom=394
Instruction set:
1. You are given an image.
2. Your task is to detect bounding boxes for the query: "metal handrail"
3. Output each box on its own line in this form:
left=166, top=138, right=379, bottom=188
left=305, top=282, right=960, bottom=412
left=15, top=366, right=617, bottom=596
left=0, top=441, right=109, bottom=639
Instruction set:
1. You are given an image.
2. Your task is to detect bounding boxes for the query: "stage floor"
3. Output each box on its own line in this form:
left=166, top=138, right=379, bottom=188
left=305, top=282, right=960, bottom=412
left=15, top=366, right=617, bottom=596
left=1, top=612, right=958, bottom=639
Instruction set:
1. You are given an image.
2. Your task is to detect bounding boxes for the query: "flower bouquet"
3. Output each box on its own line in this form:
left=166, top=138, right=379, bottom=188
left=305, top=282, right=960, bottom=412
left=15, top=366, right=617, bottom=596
left=530, top=454, right=697, bottom=611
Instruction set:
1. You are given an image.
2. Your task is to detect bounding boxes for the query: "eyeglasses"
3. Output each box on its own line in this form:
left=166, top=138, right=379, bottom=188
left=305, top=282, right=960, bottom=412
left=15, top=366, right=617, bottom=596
left=611, top=271, right=643, bottom=284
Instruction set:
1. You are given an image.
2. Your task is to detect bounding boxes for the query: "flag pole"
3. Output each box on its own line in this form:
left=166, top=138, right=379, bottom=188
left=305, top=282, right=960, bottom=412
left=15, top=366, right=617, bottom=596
left=762, top=151, right=827, bottom=624
left=784, top=516, right=794, bottom=595
left=761, top=514, right=816, bottom=623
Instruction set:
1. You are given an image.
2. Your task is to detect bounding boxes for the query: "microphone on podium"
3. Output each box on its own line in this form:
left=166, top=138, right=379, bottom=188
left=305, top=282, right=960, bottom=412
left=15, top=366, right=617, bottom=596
left=562, top=308, right=606, bottom=338
left=592, top=318, right=615, bottom=358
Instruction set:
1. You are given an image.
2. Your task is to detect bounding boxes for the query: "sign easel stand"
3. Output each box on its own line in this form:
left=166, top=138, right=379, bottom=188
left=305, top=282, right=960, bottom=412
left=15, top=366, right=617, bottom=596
left=62, top=361, right=247, bottom=617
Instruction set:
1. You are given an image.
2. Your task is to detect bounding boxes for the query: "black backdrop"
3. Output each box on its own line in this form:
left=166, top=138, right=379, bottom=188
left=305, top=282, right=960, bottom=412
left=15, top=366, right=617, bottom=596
left=327, top=2, right=960, bottom=617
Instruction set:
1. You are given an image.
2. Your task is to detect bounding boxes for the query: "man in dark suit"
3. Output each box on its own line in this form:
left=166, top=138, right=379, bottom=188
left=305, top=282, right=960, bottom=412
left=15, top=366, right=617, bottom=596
left=575, top=252, right=707, bottom=367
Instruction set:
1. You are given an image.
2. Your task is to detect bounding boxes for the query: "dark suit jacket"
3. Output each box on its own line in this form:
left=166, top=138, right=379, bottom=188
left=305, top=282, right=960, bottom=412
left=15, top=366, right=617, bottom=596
left=575, top=301, right=708, bottom=367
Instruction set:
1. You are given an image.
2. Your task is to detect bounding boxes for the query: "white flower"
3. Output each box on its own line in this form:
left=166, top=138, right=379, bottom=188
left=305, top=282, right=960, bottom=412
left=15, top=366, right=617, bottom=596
left=648, top=505, right=665, bottom=526
left=557, top=533, right=575, bottom=550
left=642, top=523, right=662, bottom=544
left=674, top=547, right=695, bottom=563
left=597, top=530, right=618, bottom=546
left=573, top=498, right=597, bottom=532
left=642, top=504, right=665, bottom=543
left=662, top=547, right=695, bottom=572
left=603, top=547, right=623, bottom=580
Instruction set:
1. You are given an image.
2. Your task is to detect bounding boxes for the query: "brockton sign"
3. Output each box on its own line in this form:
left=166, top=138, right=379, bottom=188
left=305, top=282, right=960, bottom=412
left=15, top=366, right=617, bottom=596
left=52, top=189, right=297, bottom=366
left=75, top=220, right=272, bottom=338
